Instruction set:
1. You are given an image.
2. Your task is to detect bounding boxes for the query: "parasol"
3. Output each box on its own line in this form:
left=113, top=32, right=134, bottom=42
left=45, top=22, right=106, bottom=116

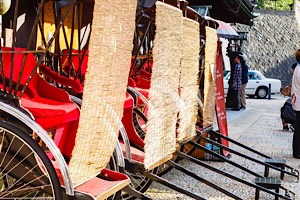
left=205, top=16, right=239, bottom=39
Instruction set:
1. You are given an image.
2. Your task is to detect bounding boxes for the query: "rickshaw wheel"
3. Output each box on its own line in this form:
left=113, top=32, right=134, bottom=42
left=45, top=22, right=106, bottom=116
left=132, top=107, right=147, bottom=140
left=0, top=119, right=62, bottom=199
left=121, top=168, right=158, bottom=200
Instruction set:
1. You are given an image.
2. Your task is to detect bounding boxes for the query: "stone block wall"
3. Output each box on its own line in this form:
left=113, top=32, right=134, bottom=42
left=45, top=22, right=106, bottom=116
left=235, top=6, right=300, bottom=86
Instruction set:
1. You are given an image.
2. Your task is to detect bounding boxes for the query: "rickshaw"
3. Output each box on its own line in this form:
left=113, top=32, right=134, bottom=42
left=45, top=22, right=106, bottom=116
left=51, top=0, right=297, bottom=199
left=0, top=0, right=138, bottom=199
left=119, top=1, right=297, bottom=199
left=46, top=0, right=236, bottom=199
left=1, top=0, right=296, bottom=199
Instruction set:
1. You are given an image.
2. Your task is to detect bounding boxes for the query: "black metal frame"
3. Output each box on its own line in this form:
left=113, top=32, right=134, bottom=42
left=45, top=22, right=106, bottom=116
left=124, top=158, right=207, bottom=200
left=35, top=0, right=90, bottom=86
left=175, top=151, right=293, bottom=200
left=0, top=0, right=77, bottom=101
left=122, top=131, right=294, bottom=200
left=129, top=12, right=154, bottom=80
left=206, top=130, right=299, bottom=180
left=169, top=128, right=297, bottom=199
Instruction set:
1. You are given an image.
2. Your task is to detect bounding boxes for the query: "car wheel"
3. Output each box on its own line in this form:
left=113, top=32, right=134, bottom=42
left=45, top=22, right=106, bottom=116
left=256, top=87, right=268, bottom=99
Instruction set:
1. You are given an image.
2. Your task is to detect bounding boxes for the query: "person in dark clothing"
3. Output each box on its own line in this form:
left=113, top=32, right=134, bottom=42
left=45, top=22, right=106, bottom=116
left=231, top=55, right=242, bottom=111
left=239, top=54, right=248, bottom=109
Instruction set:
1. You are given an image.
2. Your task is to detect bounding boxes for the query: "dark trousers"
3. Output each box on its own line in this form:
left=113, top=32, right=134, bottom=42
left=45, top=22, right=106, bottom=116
left=293, top=111, right=300, bottom=155
left=226, top=87, right=234, bottom=108
left=232, top=89, right=240, bottom=110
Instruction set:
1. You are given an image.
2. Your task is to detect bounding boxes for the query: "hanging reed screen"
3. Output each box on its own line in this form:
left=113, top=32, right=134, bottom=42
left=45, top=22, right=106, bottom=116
left=203, top=27, right=218, bottom=127
left=143, top=1, right=182, bottom=170
left=177, top=17, right=200, bottom=142
left=68, top=0, right=137, bottom=186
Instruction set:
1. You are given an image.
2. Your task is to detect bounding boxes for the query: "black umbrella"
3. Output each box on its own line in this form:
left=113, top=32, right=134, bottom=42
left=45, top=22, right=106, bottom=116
left=138, top=0, right=156, bottom=8
left=56, top=0, right=72, bottom=8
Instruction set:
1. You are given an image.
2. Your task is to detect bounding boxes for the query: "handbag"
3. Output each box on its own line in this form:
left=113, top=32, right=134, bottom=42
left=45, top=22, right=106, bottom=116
left=281, top=98, right=296, bottom=124
left=281, top=84, right=291, bottom=96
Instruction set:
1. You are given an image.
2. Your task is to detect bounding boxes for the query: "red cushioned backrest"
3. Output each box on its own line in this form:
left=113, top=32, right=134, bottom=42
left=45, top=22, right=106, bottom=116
left=138, top=69, right=151, bottom=79
left=61, top=49, right=89, bottom=76
left=2, top=47, right=37, bottom=84
left=127, top=77, right=136, bottom=87
left=0, top=47, right=38, bottom=95
left=134, top=76, right=150, bottom=89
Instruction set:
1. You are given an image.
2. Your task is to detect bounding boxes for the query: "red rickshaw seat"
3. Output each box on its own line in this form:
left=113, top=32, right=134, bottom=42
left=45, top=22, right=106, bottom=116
left=61, top=49, right=88, bottom=82
left=0, top=47, right=80, bottom=159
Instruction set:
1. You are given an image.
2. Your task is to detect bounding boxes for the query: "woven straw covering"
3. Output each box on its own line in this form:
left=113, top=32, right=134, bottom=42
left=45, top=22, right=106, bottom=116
left=203, top=27, right=218, bottom=127
left=177, top=18, right=200, bottom=142
left=143, top=1, right=182, bottom=170
left=68, top=0, right=137, bottom=187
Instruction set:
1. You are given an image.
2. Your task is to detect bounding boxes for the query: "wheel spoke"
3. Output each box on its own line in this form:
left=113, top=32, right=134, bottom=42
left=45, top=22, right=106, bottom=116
left=0, top=125, right=61, bottom=199
left=0, top=144, right=26, bottom=175
left=0, top=133, right=15, bottom=168
left=1, top=164, right=46, bottom=197
left=0, top=150, right=33, bottom=177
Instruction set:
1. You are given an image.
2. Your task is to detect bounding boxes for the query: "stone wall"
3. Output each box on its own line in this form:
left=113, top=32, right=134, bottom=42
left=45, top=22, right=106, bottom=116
left=235, top=5, right=300, bottom=86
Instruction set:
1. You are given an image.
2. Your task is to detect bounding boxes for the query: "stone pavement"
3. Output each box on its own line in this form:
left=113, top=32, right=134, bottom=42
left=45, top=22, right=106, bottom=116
left=146, top=95, right=300, bottom=199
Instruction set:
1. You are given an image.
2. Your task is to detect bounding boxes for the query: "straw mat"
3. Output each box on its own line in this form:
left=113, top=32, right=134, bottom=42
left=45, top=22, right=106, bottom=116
left=203, top=27, right=217, bottom=127
left=177, top=17, right=200, bottom=142
left=68, top=0, right=137, bottom=186
left=143, top=1, right=182, bottom=170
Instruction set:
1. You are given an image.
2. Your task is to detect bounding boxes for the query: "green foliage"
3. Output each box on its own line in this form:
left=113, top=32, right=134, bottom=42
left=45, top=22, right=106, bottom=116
left=256, top=0, right=294, bottom=10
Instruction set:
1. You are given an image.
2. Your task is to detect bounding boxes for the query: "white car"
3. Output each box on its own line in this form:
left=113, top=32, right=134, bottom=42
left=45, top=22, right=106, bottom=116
left=224, top=70, right=282, bottom=99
